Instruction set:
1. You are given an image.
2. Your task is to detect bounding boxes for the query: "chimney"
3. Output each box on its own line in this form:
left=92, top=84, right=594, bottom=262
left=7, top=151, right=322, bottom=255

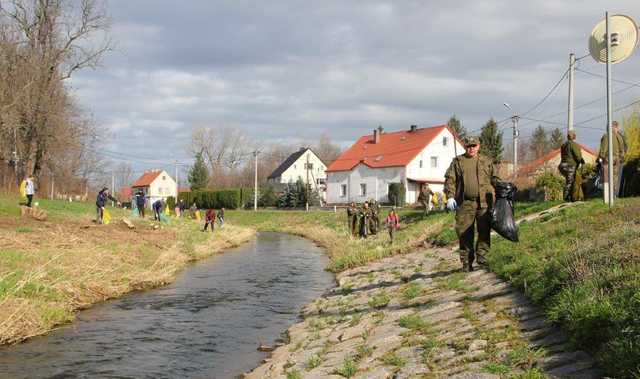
left=373, top=128, right=380, bottom=144
left=410, top=125, right=418, bottom=132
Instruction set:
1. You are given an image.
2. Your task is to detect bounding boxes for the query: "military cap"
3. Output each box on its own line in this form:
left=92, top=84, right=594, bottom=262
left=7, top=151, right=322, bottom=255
left=463, top=136, right=480, bottom=146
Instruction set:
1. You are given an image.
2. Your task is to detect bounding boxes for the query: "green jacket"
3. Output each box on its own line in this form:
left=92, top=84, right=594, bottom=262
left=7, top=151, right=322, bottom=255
left=598, top=131, right=626, bottom=163
left=444, top=154, right=499, bottom=207
left=560, top=140, right=584, bottom=167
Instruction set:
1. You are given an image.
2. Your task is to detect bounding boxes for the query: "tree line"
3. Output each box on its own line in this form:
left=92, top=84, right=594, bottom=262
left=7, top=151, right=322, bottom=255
left=0, top=0, right=112, bottom=194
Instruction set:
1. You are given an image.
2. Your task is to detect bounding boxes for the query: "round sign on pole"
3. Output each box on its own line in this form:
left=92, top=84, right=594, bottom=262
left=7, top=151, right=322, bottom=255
left=589, top=14, right=638, bottom=64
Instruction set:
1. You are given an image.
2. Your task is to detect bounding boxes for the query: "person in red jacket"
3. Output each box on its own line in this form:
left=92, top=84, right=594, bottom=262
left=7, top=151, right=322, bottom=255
left=202, top=208, right=216, bottom=232
left=385, top=208, right=400, bottom=244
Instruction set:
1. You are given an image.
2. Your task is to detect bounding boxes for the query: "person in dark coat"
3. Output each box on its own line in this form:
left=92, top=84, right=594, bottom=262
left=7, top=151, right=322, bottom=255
left=96, top=187, right=118, bottom=224
left=152, top=199, right=165, bottom=221
left=217, top=207, right=225, bottom=228
left=135, top=190, right=146, bottom=218
left=558, top=131, right=585, bottom=202
left=203, top=208, right=216, bottom=232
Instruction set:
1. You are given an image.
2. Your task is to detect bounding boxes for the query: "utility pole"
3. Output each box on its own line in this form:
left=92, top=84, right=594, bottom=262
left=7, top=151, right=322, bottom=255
left=605, top=11, right=614, bottom=207
left=50, top=175, right=54, bottom=200
left=111, top=172, right=115, bottom=207
left=512, top=115, right=519, bottom=177
left=254, top=150, right=259, bottom=211
left=174, top=160, right=179, bottom=204
left=305, top=152, right=310, bottom=212
left=567, top=53, right=576, bottom=133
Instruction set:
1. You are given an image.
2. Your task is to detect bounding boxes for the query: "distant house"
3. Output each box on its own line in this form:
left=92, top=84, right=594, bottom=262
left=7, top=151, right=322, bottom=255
left=131, top=170, right=177, bottom=207
left=325, top=125, right=464, bottom=205
left=517, top=143, right=597, bottom=178
left=267, top=147, right=328, bottom=198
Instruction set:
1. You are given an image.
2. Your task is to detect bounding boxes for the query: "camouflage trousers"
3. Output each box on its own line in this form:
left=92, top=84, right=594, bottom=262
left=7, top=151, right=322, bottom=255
left=455, top=200, right=491, bottom=269
left=420, top=200, right=429, bottom=215
left=559, top=163, right=577, bottom=202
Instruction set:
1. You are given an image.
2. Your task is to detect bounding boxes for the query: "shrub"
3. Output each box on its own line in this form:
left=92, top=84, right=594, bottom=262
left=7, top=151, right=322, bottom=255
left=388, top=183, right=406, bottom=206
left=166, top=196, right=176, bottom=210
left=258, top=185, right=278, bottom=207
left=177, top=188, right=253, bottom=209
left=534, top=171, right=563, bottom=200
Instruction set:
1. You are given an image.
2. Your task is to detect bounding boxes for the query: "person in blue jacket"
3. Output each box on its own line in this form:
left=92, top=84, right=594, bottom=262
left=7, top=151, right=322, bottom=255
left=96, top=187, right=118, bottom=224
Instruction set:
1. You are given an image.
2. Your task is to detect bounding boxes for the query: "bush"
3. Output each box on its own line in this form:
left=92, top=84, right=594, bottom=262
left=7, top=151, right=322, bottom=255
left=535, top=171, right=563, bottom=201
left=166, top=196, right=176, bottom=210
left=258, top=186, right=278, bottom=207
left=388, top=183, right=406, bottom=206
left=176, top=188, right=252, bottom=209
left=277, top=179, right=320, bottom=208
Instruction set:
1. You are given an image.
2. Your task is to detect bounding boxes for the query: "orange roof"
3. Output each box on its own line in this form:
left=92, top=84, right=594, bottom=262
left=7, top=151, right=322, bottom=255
left=518, top=143, right=596, bottom=177
left=132, top=170, right=162, bottom=187
left=326, top=125, right=452, bottom=172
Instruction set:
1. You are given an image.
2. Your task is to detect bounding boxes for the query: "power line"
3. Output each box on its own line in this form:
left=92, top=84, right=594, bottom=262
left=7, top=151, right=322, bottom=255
left=520, top=68, right=570, bottom=118
left=575, top=67, right=640, bottom=88
left=574, top=98, right=640, bottom=126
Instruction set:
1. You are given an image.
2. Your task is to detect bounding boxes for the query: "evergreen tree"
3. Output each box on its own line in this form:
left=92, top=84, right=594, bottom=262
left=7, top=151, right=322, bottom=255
left=447, top=115, right=467, bottom=140
left=479, top=118, right=503, bottom=163
left=188, top=152, right=209, bottom=190
left=550, top=128, right=564, bottom=150
left=530, top=126, right=550, bottom=159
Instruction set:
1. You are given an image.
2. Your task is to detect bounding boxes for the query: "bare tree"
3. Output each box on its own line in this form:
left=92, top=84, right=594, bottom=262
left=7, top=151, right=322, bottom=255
left=0, top=0, right=113, bottom=181
left=313, top=132, right=342, bottom=166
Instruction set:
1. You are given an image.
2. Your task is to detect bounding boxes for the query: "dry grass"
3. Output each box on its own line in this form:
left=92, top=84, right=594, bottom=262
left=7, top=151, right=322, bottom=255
left=0, top=209, right=255, bottom=345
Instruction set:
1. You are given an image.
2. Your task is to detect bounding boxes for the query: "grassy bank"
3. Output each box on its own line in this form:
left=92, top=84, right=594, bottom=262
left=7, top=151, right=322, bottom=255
left=0, top=197, right=255, bottom=345
left=489, top=198, right=640, bottom=378
left=227, top=202, right=558, bottom=273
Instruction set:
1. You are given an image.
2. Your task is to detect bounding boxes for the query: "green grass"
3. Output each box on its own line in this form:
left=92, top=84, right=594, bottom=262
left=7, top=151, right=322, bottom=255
left=306, top=354, right=323, bottom=370
left=334, top=357, right=358, bottom=378
left=489, top=198, right=640, bottom=378
left=398, top=314, right=432, bottom=334
left=402, top=282, right=423, bottom=300
left=368, top=291, right=391, bottom=309
left=227, top=207, right=453, bottom=271
left=381, top=351, right=406, bottom=367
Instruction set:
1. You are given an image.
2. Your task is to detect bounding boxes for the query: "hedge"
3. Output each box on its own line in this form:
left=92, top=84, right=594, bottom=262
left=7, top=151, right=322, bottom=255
left=178, top=188, right=254, bottom=209
left=388, top=183, right=406, bottom=206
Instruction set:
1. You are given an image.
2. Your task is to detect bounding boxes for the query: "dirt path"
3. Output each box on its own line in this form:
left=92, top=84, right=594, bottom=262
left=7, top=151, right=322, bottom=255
left=246, top=205, right=601, bottom=379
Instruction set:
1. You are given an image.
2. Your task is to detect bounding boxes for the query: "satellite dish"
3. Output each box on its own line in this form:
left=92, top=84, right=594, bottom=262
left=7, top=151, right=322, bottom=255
left=589, top=14, right=639, bottom=64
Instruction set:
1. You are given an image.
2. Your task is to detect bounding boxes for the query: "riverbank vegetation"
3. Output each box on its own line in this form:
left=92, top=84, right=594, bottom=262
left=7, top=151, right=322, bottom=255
left=227, top=201, right=559, bottom=272
left=0, top=197, right=255, bottom=345
left=489, top=198, right=640, bottom=378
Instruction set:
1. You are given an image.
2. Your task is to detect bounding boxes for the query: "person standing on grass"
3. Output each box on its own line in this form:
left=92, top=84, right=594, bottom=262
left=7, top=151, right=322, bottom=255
left=153, top=199, right=165, bottom=221
left=25, top=175, right=35, bottom=207
left=217, top=207, right=225, bottom=228
left=444, top=136, right=499, bottom=272
left=358, top=201, right=370, bottom=238
left=418, top=183, right=434, bottom=216
left=347, top=202, right=358, bottom=236
left=96, top=187, right=118, bottom=224
left=597, top=120, right=627, bottom=196
left=385, top=208, right=399, bottom=244
left=135, top=190, right=146, bottom=218
left=559, top=131, right=585, bottom=202
left=202, top=208, right=216, bottom=232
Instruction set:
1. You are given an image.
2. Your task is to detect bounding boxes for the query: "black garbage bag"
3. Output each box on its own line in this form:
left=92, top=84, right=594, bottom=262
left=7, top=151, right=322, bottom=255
left=491, top=182, right=519, bottom=242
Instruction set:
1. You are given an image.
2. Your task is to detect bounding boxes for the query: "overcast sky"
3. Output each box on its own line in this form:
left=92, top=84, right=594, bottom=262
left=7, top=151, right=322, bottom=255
left=69, top=0, right=640, bottom=176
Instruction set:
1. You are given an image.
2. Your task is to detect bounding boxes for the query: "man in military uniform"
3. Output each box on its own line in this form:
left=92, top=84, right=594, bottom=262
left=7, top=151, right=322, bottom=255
left=370, top=199, right=380, bottom=235
left=358, top=201, right=371, bottom=238
left=558, top=131, right=585, bottom=202
left=418, top=183, right=434, bottom=216
left=444, top=136, right=499, bottom=272
left=598, top=121, right=627, bottom=196
left=347, top=202, right=358, bottom=236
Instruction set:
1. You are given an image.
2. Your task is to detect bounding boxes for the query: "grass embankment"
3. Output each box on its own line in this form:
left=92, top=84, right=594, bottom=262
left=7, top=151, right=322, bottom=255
left=0, top=197, right=255, bottom=345
left=489, top=198, right=640, bottom=378
left=227, top=202, right=558, bottom=273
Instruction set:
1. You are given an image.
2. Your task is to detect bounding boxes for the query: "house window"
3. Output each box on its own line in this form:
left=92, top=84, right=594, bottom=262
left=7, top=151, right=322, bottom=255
left=294, top=165, right=297, bottom=169
left=340, top=184, right=347, bottom=197
left=317, top=178, right=326, bottom=185
left=162, top=175, right=166, bottom=180
left=305, top=163, right=314, bottom=170
left=159, top=187, right=163, bottom=195
left=360, top=183, right=367, bottom=196
left=430, top=157, right=438, bottom=168
left=443, top=136, right=448, bottom=146
left=419, top=160, right=423, bottom=168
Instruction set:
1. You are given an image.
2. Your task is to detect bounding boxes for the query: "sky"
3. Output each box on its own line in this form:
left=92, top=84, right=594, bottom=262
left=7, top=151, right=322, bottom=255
left=68, top=0, right=640, bottom=178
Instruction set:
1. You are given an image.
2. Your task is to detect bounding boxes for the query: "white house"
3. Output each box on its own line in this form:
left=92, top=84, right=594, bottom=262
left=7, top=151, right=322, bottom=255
left=267, top=147, right=328, bottom=197
left=131, top=170, right=177, bottom=207
left=326, top=125, right=464, bottom=205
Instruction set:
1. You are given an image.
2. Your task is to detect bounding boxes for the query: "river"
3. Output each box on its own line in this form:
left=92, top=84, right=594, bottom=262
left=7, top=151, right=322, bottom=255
left=0, top=232, right=334, bottom=379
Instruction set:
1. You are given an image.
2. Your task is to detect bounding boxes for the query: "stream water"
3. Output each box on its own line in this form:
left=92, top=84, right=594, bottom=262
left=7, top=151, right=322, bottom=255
left=0, top=232, right=334, bottom=379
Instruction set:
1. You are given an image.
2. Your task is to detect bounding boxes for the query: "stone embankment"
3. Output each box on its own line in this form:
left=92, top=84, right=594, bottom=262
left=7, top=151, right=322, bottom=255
left=246, top=239, right=600, bottom=378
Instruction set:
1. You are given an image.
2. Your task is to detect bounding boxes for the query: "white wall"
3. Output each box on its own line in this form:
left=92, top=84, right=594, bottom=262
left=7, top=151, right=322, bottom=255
left=280, top=150, right=327, bottom=185
left=326, top=164, right=404, bottom=204
left=148, top=171, right=177, bottom=204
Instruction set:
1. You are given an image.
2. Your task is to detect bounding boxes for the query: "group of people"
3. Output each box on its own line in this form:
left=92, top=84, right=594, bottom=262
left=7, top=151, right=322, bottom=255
left=346, top=201, right=401, bottom=244
left=559, top=121, right=628, bottom=202
left=417, top=183, right=447, bottom=216
left=202, top=207, right=225, bottom=232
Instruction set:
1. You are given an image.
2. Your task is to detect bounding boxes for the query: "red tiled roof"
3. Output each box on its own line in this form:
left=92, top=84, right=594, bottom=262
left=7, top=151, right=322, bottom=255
left=132, top=170, right=162, bottom=187
left=326, top=125, right=452, bottom=172
left=517, top=143, right=596, bottom=177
